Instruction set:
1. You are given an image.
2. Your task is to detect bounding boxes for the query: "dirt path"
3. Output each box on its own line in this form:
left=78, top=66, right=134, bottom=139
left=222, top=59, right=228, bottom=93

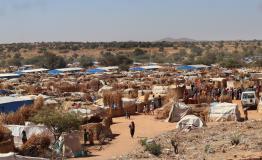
left=76, top=115, right=176, bottom=160
left=76, top=101, right=261, bottom=160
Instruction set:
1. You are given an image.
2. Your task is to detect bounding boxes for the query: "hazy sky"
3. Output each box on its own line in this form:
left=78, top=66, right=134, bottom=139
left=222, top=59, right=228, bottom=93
left=0, top=0, right=262, bottom=43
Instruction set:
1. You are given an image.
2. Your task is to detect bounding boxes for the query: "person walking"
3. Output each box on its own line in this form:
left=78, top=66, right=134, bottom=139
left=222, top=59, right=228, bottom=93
left=129, top=121, right=135, bottom=138
left=83, top=129, right=89, bottom=145
left=22, top=130, right=27, bottom=144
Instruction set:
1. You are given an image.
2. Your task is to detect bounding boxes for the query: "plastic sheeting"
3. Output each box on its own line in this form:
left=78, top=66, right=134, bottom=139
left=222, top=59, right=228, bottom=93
left=176, top=115, right=204, bottom=130
left=5, top=125, right=50, bottom=147
left=0, top=152, right=48, bottom=160
left=166, top=103, right=191, bottom=123
left=208, top=102, right=241, bottom=122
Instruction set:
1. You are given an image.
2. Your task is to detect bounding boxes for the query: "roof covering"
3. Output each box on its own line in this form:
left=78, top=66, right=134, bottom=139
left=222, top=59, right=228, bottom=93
left=129, top=67, right=145, bottom=71
left=96, top=66, right=119, bottom=71
left=86, top=68, right=106, bottom=74
left=48, top=69, right=62, bottom=75
left=0, top=96, right=34, bottom=105
left=189, top=64, right=210, bottom=69
left=141, top=65, right=162, bottom=70
left=0, top=73, right=21, bottom=79
left=176, top=65, right=210, bottom=70
left=18, top=68, right=49, bottom=73
left=55, top=67, right=83, bottom=72
left=176, top=65, right=195, bottom=70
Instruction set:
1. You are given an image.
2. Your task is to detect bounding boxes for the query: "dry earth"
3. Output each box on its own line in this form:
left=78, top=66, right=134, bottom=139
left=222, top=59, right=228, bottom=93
left=75, top=101, right=262, bottom=160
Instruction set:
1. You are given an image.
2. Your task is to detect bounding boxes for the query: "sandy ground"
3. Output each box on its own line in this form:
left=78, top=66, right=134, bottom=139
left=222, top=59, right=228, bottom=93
left=77, top=115, right=176, bottom=160
left=75, top=101, right=262, bottom=160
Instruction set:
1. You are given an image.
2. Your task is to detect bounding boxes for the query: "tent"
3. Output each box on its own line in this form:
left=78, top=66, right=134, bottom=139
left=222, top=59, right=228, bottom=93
left=5, top=124, right=50, bottom=147
left=176, top=115, right=204, bottom=130
left=86, top=68, right=106, bottom=74
left=208, top=102, right=241, bottom=122
left=166, top=103, right=191, bottom=123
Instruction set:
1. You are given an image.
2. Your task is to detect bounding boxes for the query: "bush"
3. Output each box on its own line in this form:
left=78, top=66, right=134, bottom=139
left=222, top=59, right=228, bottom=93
left=204, top=144, right=215, bottom=154
left=231, top=134, right=241, bottom=146
left=79, top=55, right=94, bottom=68
left=140, top=138, right=148, bottom=146
left=20, top=133, right=51, bottom=158
left=145, top=142, right=162, bottom=156
left=140, top=138, right=162, bottom=156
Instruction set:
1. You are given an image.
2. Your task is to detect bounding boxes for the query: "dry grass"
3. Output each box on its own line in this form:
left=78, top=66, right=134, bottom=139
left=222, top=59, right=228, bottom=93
left=0, top=125, right=11, bottom=141
left=103, top=91, right=123, bottom=108
left=20, top=133, right=51, bottom=157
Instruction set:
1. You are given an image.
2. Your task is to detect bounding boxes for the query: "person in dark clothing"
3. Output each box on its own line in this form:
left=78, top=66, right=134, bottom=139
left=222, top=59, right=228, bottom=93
left=158, top=95, right=162, bottom=107
left=126, top=111, right=130, bottom=119
left=129, top=121, right=135, bottom=138
left=22, top=130, right=27, bottom=144
left=83, top=129, right=89, bottom=145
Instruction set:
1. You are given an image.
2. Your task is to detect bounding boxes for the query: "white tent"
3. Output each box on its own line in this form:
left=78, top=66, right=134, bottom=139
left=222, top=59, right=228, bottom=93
left=166, top=103, right=191, bottom=123
left=176, top=115, right=204, bottom=130
left=5, top=125, right=51, bottom=147
left=208, top=102, right=241, bottom=122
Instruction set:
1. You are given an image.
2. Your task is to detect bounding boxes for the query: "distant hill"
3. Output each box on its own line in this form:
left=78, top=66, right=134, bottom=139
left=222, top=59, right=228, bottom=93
left=157, top=37, right=196, bottom=42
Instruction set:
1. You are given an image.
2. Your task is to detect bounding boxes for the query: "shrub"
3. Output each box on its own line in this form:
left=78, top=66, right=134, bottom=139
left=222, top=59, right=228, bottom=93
left=204, top=144, right=215, bottom=154
left=145, top=142, right=162, bottom=156
left=231, top=134, right=241, bottom=146
left=140, top=138, right=148, bottom=146
left=20, top=133, right=51, bottom=157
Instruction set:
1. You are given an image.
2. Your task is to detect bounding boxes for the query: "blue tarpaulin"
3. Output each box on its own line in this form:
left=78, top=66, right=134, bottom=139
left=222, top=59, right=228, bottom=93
left=0, top=97, right=34, bottom=113
left=176, top=65, right=195, bottom=70
left=86, top=68, right=106, bottom=74
left=129, top=67, right=145, bottom=71
left=0, top=90, right=10, bottom=95
left=48, top=69, right=62, bottom=75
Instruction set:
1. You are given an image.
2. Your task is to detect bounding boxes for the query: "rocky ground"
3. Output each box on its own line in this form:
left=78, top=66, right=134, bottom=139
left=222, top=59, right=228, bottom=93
left=116, top=120, right=262, bottom=160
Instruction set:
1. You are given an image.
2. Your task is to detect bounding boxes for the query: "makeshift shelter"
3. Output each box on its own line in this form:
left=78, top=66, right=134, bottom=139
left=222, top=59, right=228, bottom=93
left=0, top=96, right=34, bottom=113
left=86, top=68, right=106, bottom=74
left=48, top=67, right=82, bottom=75
left=152, top=85, right=169, bottom=95
left=176, top=65, right=195, bottom=71
left=166, top=103, right=191, bottom=123
left=0, top=152, right=48, bottom=160
left=18, top=68, right=49, bottom=74
left=176, top=115, right=204, bottom=130
left=5, top=125, right=50, bottom=147
left=48, top=70, right=62, bottom=76
left=208, top=102, right=241, bottom=122
left=129, top=67, right=145, bottom=72
left=0, top=73, right=21, bottom=79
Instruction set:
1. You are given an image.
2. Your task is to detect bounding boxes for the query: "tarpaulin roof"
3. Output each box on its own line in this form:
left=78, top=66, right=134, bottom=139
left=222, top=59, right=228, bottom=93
left=86, top=68, right=106, bottom=74
left=0, top=73, right=21, bottom=79
left=129, top=67, right=145, bottom=71
left=176, top=65, right=195, bottom=70
left=48, top=69, right=62, bottom=75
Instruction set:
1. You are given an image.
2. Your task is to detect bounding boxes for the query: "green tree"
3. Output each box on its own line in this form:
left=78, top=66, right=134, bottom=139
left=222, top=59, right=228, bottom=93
left=8, top=52, right=23, bottom=67
left=79, top=55, right=94, bottom=68
left=99, top=52, right=133, bottom=70
left=30, top=108, right=82, bottom=143
left=25, top=52, right=66, bottom=69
